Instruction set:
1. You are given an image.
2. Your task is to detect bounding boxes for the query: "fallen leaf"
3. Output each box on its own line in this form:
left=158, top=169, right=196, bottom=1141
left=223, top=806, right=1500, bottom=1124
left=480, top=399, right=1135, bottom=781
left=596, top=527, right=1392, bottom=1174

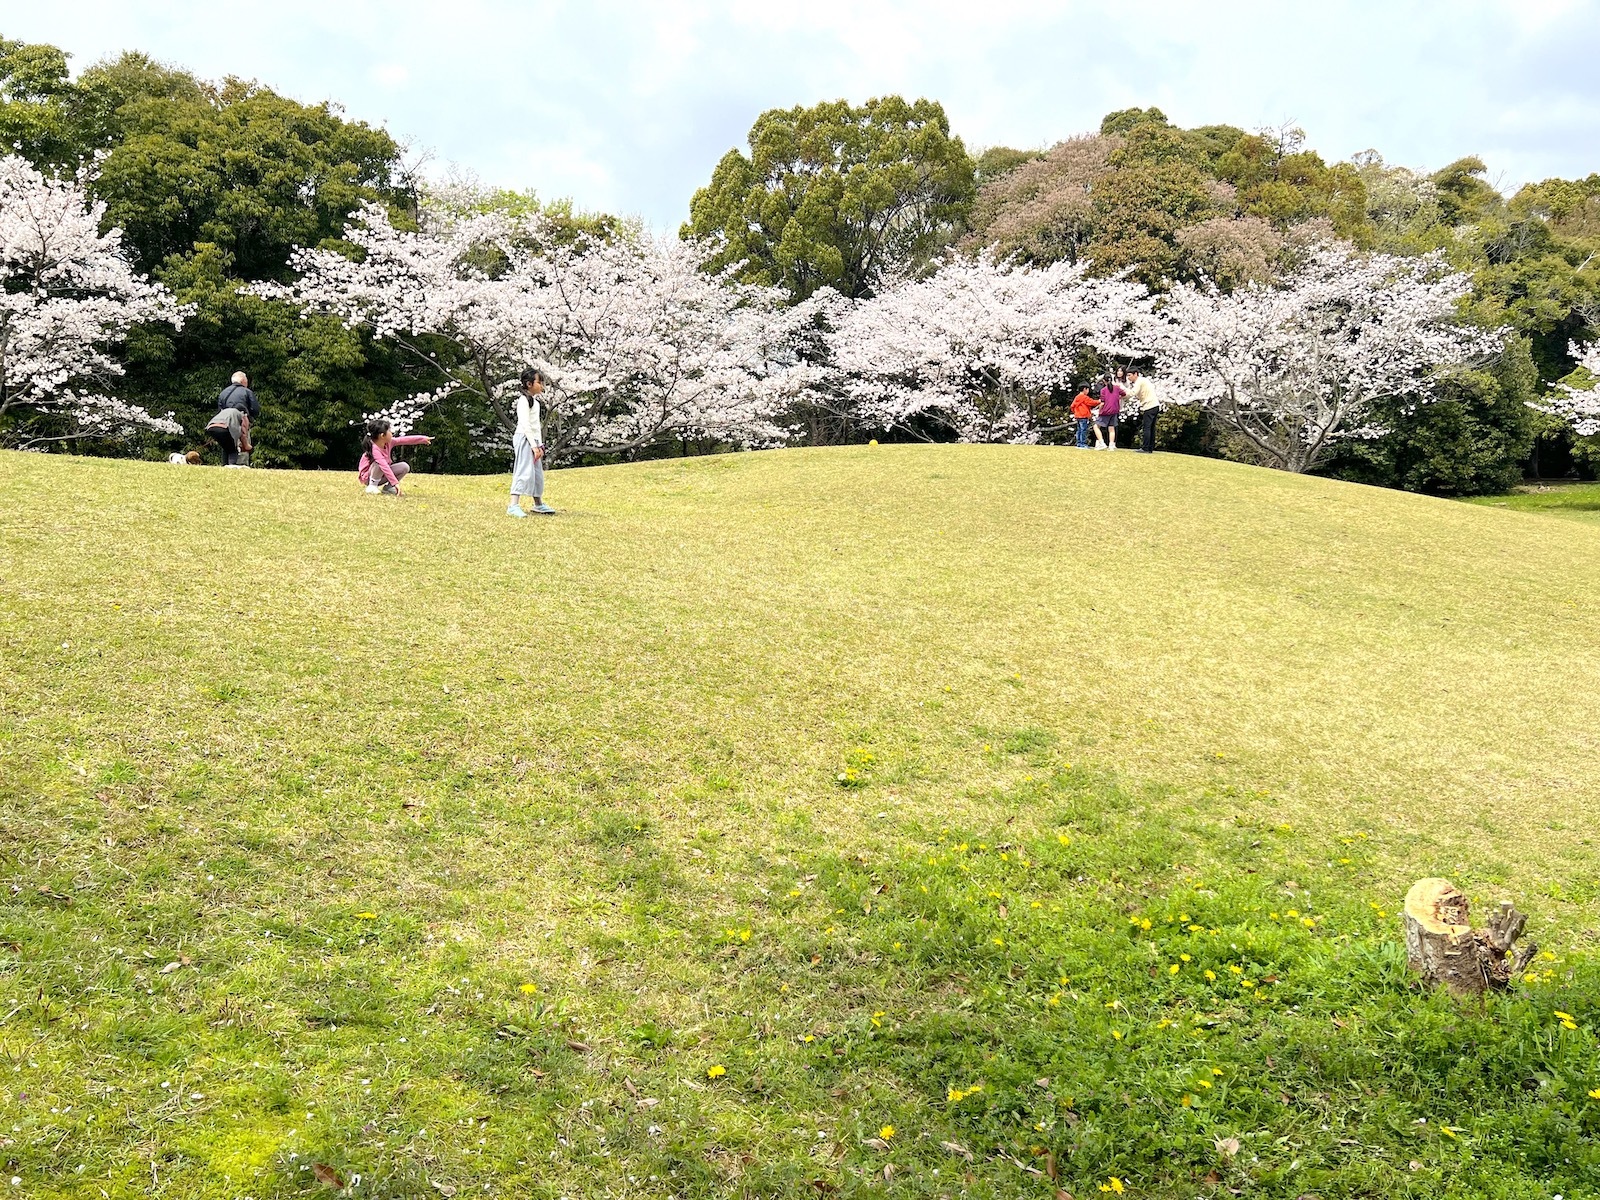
left=635, top=1097, right=659, bottom=1110
left=882, top=1164, right=896, bottom=1181
left=1036, top=1077, right=1051, bottom=1088
left=160, top=961, right=182, bottom=974
left=998, top=904, right=1008, bottom=919
left=311, top=1163, right=344, bottom=1189
left=1057, top=1191, right=1075, bottom=1200
left=1409, top=1160, right=1422, bottom=1172
left=1203, top=1171, right=1221, bottom=1183
left=940, top=1140, right=974, bottom=1162
left=566, top=1040, right=592, bottom=1054
left=1215, top=1136, right=1241, bottom=1157
left=1045, top=1150, right=1058, bottom=1181
left=810, top=1181, right=837, bottom=1194
left=622, top=1077, right=639, bottom=1097
left=430, top=1182, right=457, bottom=1197
left=863, top=1137, right=890, bottom=1152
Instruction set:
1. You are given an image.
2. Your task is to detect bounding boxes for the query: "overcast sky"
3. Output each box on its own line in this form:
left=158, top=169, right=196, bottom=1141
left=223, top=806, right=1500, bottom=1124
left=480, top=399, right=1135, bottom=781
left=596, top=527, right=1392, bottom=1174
left=8, top=1, right=1600, bottom=229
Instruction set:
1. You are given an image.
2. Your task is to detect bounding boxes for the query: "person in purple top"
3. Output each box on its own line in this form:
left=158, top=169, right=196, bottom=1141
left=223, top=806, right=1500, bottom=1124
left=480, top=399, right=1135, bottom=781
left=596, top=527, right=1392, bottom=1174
left=1093, top=372, right=1124, bottom=451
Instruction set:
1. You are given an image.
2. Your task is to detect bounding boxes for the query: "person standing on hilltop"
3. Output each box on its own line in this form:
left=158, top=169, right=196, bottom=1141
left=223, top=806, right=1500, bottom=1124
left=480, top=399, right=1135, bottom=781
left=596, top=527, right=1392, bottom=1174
left=508, top=367, right=555, bottom=518
left=1125, top=367, right=1160, bottom=454
left=212, top=371, right=259, bottom=466
left=1093, top=372, right=1123, bottom=451
left=1070, top=385, right=1098, bottom=449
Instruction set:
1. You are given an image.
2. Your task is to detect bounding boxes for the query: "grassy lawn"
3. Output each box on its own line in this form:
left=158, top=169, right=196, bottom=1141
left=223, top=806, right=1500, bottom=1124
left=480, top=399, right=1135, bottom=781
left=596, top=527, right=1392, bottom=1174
left=3, top=445, right=1600, bottom=1199
left=1465, top=481, right=1600, bottom=525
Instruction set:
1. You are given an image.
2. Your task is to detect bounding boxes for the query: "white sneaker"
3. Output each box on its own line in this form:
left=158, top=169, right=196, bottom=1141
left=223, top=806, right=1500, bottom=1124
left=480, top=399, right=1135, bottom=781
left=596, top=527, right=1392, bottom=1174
left=365, top=483, right=381, bottom=494
left=1108, top=446, right=1118, bottom=452
left=1094, top=444, right=1107, bottom=451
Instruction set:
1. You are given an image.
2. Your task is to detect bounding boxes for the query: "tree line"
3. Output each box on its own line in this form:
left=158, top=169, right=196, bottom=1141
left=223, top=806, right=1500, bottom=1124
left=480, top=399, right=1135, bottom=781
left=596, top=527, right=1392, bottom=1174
left=2, top=35, right=1597, bottom=492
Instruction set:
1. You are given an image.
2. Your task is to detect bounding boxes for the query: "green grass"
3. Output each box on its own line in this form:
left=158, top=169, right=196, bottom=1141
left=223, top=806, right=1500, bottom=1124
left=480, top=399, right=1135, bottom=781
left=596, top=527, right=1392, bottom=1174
left=1465, top=481, right=1600, bottom=524
left=4, top=445, right=1600, bottom=1199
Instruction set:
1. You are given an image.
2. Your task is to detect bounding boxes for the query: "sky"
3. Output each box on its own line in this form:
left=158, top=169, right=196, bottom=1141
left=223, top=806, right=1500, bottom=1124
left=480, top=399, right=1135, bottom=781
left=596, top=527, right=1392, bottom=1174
left=6, top=0, right=1600, bottom=229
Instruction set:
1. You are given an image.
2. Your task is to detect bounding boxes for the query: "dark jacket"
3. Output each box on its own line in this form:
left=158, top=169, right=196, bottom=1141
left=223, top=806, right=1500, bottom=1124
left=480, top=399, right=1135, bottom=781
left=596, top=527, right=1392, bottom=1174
left=217, top=383, right=259, bottom=419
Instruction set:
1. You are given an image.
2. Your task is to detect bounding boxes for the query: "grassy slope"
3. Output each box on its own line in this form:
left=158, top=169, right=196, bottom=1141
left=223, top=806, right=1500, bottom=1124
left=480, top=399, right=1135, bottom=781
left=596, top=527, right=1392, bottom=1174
left=1466, top=481, right=1600, bottom=525
left=3, top=446, right=1600, bottom=1200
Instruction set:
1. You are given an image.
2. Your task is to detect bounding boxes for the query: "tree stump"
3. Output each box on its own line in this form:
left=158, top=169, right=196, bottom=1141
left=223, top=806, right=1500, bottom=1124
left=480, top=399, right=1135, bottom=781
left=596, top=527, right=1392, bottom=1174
left=1401, top=878, right=1537, bottom=995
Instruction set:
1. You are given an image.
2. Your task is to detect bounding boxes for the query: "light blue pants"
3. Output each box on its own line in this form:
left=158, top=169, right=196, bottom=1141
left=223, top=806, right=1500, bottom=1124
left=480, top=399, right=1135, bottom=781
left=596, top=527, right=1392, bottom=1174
left=511, top=435, right=543, bottom=498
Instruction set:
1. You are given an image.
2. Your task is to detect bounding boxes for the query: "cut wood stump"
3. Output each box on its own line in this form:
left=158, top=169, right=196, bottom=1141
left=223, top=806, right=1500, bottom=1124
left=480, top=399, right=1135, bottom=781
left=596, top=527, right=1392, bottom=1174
left=1401, top=878, right=1537, bottom=995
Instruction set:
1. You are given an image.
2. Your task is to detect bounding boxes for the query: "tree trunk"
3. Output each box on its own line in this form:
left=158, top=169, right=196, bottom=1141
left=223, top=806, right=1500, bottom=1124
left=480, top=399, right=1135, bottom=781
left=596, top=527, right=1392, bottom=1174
left=1401, top=878, right=1536, bottom=995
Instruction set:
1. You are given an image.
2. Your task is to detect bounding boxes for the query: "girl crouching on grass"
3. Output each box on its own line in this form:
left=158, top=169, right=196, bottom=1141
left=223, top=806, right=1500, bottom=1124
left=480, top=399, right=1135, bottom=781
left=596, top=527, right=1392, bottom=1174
left=359, top=419, right=432, bottom=496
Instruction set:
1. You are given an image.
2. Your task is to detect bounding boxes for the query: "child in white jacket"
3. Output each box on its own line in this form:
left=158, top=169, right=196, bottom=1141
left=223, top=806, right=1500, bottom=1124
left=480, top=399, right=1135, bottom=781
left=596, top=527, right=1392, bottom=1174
left=508, top=367, right=554, bottom=517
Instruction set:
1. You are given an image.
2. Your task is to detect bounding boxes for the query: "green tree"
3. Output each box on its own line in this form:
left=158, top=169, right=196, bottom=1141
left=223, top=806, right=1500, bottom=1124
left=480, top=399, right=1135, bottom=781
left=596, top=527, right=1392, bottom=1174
left=684, top=96, right=975, bottom=300
left=1323, top=337, right=1538, bottom=495
left=1085, top=122, right=1222, bottom=284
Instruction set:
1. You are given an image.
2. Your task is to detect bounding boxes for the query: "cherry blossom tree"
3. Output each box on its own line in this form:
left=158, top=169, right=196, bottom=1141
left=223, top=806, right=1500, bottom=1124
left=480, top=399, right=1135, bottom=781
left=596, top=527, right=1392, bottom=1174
left=263, top=196, right=802, bottom=461
left=1535, top=342, right=1600, bottom=436
left=1147, top=242, right=1502, bottom=472
left=822, top=252, right=1151, bottom=443
left=0, top=155, right=185, bottom=449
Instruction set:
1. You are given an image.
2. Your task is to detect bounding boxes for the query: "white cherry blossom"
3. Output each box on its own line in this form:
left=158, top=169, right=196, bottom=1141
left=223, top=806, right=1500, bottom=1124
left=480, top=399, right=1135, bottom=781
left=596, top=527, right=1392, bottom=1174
left=0, top=156, right=185, bottom=449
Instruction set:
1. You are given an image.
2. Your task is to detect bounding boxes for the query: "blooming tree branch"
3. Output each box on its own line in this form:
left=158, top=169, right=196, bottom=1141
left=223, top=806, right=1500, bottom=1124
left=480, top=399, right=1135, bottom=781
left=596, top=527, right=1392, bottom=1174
left=1146, top=242, right=1502, bottom=472
left=0, top=155, right=186, bottom=450
left=822, top=252, right=1152, bottom=444
left=261, top=196, right=804, bottom=462
left=1535, top=342, right=1600, bottom=436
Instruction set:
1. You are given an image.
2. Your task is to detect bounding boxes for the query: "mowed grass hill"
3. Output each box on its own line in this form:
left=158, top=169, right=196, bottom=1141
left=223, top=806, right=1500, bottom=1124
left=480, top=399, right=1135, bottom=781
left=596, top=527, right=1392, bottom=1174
left=3, top=445, right=1600, bottom=1200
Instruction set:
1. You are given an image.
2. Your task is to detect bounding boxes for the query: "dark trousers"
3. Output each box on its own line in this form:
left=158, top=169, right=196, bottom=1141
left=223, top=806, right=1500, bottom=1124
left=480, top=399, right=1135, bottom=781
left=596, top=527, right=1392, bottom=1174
left=1140, top=407, right=1158, bottom=453
left=209, top=427, right=238, bottom=465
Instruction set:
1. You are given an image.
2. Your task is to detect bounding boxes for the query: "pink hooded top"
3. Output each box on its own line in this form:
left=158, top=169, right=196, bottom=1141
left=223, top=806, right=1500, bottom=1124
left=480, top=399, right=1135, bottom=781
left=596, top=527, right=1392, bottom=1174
left=358, top=435, right=431, bottom=487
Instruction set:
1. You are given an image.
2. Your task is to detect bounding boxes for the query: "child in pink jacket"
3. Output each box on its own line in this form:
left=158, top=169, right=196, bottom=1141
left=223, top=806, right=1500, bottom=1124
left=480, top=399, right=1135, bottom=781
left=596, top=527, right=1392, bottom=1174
left=359, top=419, right=431, bottom=496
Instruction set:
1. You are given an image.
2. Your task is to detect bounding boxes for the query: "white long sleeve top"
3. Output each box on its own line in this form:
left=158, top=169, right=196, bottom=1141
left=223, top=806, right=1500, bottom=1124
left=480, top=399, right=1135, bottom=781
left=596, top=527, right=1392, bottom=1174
left=514, top=391, right=542, bottom=445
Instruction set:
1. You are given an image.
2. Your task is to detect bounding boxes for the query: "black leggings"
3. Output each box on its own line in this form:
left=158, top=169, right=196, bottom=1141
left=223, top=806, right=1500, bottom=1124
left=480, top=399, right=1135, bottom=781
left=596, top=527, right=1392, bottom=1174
left=208, top=426, right=238, bottom=466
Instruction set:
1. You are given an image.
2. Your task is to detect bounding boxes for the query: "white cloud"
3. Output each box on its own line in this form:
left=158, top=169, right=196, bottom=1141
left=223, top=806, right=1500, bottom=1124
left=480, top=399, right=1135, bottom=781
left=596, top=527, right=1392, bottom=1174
left=7, top=0, right=1600, bottom=228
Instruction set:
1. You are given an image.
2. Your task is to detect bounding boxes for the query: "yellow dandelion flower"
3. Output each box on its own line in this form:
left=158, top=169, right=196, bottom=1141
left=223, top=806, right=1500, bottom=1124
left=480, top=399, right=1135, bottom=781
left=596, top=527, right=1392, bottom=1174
left=879, top=1125, right=895, bottom=1141
left=1588, top=1088, right=1600, bottom=1100
left=1169, top=964, right=1181, bottom=975
left=1563, top=1020, right=1579, bottom=1030
left=706, top=1065, right=726, bottom=1079
left=1229, top=965, right=1243, bottom=975
left=1111, top=1029, right=1122, bottom=1040
left=1057, top=833, right=1071, bottom=845
left=355, top=912, right=377, bottom=919
left=1241, top=980, right=1256, bottom=989
left=1212, top=1068, right=1224, bottom=1076
left=1139, top=919, right=1152, bottom=931
left=1180, top=954, right=1192, bottom=962
left=1197, top=1079, right=1212, bottom=1089
left=1555, top=1011, right=1574, bottom=1021
left=1180, top=1093, right=1192, bottom=1107
left=518, top=982, right=538, bottom=995
left=1204, top=970, right=1217, bottom=981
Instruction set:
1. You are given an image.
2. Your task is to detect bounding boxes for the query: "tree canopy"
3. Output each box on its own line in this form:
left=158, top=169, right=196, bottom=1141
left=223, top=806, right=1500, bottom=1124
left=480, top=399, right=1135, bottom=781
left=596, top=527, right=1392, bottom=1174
left=683, top=96, right=975, bottom=300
